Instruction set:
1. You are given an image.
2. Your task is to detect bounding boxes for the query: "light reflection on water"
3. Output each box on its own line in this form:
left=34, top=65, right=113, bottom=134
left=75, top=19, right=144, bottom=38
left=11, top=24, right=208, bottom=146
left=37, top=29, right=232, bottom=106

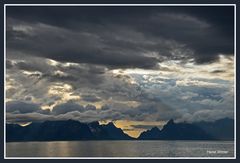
left=6, top=140, right=234, bottom=157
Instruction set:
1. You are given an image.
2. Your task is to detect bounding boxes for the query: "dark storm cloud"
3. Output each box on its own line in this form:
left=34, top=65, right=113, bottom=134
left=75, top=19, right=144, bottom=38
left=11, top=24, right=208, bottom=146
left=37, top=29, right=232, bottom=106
left=6, top=101, right=40, bottom=113
left=6, top=101, right=50, bottom=115
left=210, top=70, right=226, bottom=74
left=51, top=102, right=85, bottom=115
left=81, top=94, right=101, bottom=102
left=6, top=99, right=181, bottom=123
left=6, top=112, right=53, bottom=123
left=6, top=6, right=234, bottom=67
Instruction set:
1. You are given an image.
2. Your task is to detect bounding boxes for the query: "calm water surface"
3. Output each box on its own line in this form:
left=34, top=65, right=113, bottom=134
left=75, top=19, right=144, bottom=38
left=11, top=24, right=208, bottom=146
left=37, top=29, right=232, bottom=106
left=6, top=140, right=234, bottom=157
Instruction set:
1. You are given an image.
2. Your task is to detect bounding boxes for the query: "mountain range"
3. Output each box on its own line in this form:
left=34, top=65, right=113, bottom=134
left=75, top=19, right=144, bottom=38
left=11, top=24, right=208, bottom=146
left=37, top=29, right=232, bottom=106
left=6, top=118, right=234, bottom=142
left=138, top=118, right=234, bottom=140
left=6, top=120, right=133, bottom=142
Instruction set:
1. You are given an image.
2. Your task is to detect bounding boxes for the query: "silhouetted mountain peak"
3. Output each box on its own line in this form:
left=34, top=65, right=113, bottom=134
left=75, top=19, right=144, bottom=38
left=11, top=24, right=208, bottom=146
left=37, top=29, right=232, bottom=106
left=166, top=119, right=175, bottom=125
left=102, top=122, right=134, bottom=140
left=106, top=122, right=116, bottom=128
left=150, top=127, right=160, bottom=132
left=163, top=119, right=175, bottom=129
left=138, top=126, right=161, bottom=140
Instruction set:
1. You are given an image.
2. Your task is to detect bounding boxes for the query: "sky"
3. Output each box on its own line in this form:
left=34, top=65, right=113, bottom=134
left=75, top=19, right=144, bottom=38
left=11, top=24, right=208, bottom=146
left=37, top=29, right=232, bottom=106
left=6, top=6, right=234, bottom=137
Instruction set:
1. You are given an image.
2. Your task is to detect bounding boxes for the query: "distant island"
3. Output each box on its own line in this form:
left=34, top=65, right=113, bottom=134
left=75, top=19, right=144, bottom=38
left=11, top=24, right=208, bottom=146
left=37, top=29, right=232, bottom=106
left=6, top=118, right=234, bottom=142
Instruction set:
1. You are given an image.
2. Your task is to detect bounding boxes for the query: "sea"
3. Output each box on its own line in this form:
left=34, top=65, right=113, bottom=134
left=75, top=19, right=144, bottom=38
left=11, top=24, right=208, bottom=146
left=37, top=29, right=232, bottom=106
left=6, top=140, right=234, bottom=158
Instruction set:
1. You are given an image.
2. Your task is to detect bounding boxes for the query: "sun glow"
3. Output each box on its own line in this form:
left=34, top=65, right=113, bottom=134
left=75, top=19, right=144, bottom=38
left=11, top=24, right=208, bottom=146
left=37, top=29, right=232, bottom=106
left=99, top=120, right=166, bottom=138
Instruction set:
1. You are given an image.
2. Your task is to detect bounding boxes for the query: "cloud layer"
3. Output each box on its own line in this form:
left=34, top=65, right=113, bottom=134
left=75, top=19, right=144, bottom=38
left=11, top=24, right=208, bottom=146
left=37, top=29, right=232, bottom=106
left=7, top=6, right=233, bottom=66
left=6, top=6, right=234, bottom=136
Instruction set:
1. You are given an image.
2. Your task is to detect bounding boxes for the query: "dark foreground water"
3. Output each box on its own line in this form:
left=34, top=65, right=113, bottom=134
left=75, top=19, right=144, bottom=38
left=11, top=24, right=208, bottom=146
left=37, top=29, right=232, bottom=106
left=6, top=140, right=234, bottom=157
